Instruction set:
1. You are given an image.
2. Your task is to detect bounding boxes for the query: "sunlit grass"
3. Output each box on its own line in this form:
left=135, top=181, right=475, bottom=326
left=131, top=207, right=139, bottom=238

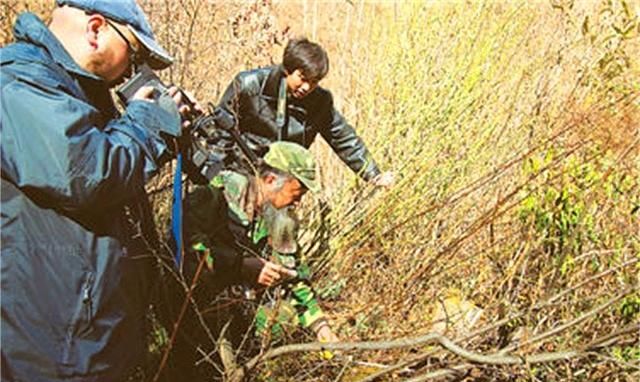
left=2, top=0, right=638, bottom=380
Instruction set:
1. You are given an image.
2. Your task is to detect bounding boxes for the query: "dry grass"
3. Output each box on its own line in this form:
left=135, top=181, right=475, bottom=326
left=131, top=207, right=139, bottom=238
left=2, top=0, right=639, bottom=381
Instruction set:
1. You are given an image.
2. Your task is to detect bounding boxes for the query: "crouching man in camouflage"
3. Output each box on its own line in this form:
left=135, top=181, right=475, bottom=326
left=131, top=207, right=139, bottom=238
left=170, top=141, right=335, bottom=379
left=253, top=203, right=338, bottom=346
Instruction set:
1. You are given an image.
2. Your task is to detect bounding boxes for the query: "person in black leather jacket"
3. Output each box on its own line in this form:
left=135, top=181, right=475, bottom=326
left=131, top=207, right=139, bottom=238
left=214, top=37, right=394, bottom=187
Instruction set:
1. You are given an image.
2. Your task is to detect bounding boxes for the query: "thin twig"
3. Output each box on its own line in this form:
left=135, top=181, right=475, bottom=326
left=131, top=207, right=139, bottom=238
left=153, top=253, right=208, bottom=382
left=500, top=287, right=634, bottom=354
left=585, top=351, right=640, bottom=371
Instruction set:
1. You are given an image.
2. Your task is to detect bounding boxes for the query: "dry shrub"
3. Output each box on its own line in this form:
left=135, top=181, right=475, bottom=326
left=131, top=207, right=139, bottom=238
left=2, top=1, right=639, bottom=381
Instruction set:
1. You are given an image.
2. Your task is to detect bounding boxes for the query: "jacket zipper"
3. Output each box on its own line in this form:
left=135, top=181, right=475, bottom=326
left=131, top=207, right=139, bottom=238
left=83, top=272, right=94, bottom=323
left=61, top=271, right=94, bottom=364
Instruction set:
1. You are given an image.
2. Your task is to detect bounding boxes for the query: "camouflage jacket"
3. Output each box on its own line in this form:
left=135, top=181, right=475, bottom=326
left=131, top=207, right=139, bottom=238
left=183, top=170, right=265, bottom=289
left=183, top=171, right=327, bottom=331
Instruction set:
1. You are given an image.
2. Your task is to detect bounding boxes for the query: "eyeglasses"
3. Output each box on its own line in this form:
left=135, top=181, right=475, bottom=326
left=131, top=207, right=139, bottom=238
left=105, top=19, right=145, bottom=72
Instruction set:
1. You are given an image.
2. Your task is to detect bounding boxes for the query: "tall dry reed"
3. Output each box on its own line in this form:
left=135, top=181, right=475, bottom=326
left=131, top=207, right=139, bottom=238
left=2, top=1, right=638, bottom=380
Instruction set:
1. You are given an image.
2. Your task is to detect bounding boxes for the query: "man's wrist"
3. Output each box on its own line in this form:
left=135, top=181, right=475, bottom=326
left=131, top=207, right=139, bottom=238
left=241, top=257, right=264, bottom=285
left=310, top=318, right=330, bottom=334
left=362, top=166, right=382, bottom=182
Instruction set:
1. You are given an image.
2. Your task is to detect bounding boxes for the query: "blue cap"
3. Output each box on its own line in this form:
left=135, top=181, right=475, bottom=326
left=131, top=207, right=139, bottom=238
left=56, top=0, right=173, bottom=69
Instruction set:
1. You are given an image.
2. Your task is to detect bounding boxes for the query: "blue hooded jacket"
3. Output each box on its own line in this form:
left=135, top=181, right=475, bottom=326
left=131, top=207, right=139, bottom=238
left=1, top=13, right=179, bottom=381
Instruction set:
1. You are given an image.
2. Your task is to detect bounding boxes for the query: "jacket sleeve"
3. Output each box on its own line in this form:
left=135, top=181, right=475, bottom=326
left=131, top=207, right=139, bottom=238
left=319, top=94, right=381, bottom=181
left=183, top=185, right=243, bottom=287
left=218, top=73, right=241, bottom=114
left=0, top=62, right=179, bottom=213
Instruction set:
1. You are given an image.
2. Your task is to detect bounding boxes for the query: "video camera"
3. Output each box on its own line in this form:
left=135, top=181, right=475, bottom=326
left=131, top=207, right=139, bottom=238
left=116, top=64, right=257, bottom=184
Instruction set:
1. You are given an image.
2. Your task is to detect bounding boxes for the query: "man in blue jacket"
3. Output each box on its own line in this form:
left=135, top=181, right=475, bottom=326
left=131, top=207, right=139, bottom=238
left=1, top=1, right=190, bottom=381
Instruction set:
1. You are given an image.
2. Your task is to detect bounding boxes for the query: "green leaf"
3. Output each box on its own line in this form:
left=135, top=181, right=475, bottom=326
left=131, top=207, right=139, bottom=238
left=560, top=255, right=575, bottom=276
left=522, top=195, right=537, bottom=211
left=544, top=149, right=555, bottom=166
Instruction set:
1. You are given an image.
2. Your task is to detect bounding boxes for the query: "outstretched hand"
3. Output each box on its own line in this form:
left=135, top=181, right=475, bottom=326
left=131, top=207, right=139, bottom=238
left=370, top=171, right=396, bottom=188
left=132, top=85, right=203, bottom=131
left=131, top=85, right=156, bottom=101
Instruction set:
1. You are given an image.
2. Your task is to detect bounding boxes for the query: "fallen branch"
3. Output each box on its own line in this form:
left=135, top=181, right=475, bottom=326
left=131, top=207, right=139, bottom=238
left=404, top=322, right=639, bottom=381
left=357, top=258, right=638, bottom=382
left=229, top=332, right=580, bottom=381
left=226, top=287, right=636, bottom=381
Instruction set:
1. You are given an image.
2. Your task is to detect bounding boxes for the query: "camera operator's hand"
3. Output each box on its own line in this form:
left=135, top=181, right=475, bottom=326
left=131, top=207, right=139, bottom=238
left=168, top=86, right=203, bottom=130
left=131, top=85, right=156, bottom=101
left=129, top=85, right=182, bottom=162
left=131, top=85, right=200, bottom=133
left=131, top=85, right=180, bottom=126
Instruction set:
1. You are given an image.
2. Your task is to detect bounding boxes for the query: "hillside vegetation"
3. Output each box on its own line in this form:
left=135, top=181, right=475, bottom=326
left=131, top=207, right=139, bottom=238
left=2, top=1, right=638, bottom=381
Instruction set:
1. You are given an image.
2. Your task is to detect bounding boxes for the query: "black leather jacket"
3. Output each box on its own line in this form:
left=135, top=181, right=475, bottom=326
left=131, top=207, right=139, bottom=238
left=214, top=65, right=381, bottom=180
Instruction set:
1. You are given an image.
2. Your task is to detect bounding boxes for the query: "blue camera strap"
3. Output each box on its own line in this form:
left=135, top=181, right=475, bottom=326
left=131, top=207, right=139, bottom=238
left=171, top=153, right=184, bottom=271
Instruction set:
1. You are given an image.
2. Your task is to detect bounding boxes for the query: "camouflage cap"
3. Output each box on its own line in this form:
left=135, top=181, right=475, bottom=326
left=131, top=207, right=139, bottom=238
left=264, top=142, right=319, bottom=193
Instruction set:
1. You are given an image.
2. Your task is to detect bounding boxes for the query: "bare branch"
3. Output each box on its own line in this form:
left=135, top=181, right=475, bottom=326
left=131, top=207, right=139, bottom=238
left=357, top=258, right=638, bottom=382
left=153, top=253, right=208, bottom=382
left=500, top=287, right=634, bottom=354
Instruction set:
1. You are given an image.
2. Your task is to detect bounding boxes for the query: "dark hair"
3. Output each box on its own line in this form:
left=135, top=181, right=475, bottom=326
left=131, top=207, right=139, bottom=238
left=283, top=37, right=329, bottom=82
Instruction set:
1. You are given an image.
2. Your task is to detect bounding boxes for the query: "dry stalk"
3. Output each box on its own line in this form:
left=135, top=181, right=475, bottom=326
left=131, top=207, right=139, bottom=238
left=153, top=253, right=208, bottom=382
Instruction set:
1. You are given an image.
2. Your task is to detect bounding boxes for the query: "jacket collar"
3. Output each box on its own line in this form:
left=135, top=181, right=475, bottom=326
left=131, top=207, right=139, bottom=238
left=14, top=12, right=102, bottom=82
left=219, top=170, right=260, bottom=226
left=261, top=64, right=312, bottom=117
left=261, top=64, right=285, bottom=99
